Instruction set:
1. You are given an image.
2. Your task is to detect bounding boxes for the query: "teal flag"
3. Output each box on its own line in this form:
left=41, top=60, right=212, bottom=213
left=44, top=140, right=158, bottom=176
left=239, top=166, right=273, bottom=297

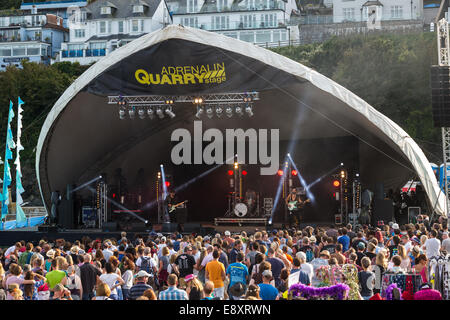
left=15, top=97, right=26, bottom=225
left=1, top=101, right=15, bottom=219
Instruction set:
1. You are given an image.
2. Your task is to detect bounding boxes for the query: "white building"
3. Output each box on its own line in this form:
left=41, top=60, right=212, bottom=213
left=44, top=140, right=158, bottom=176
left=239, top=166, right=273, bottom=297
left=333, top=0, right=424, bottom=24
left=58, top=0, right=172, bottom=65
left=167, top=0, right=300, bottom=46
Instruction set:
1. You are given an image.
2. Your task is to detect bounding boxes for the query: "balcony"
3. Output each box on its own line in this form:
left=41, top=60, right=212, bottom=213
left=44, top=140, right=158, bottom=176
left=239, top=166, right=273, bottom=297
left=86, top=49, right=106, bottom=57
left=197, top=20, right=285, bottom=31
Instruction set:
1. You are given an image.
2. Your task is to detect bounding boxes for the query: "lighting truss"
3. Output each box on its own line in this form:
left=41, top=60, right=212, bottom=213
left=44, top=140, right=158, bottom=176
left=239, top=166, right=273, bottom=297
left=108, top=92, right=260, bottom=106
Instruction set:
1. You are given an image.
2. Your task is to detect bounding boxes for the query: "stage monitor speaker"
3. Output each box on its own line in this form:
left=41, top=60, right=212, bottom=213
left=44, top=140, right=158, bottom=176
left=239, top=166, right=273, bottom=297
left=372, top=199, right=394, bottom=227
left=162, top=222, right=177, bottom=233
left=183, top=223, right=201, bottom=234
left=102, top=221, right=118, bottom=232
left=431, top=65, right=450, bottom=127
left=58, top=199, right=74, bottom=229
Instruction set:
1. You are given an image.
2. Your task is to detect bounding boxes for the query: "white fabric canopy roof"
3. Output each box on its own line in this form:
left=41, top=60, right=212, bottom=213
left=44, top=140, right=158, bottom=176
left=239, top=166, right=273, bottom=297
left=36, top=25, right=447, bottom=217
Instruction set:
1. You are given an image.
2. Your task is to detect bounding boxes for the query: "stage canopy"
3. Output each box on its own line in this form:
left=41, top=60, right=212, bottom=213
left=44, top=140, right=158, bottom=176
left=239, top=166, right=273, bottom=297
left=36, top=25, right=447, bottom=218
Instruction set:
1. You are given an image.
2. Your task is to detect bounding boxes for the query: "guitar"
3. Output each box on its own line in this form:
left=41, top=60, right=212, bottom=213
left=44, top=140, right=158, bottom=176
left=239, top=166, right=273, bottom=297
left=288, top=199, right=310, bottom=212
left=168, top=200, right=188, bottom=213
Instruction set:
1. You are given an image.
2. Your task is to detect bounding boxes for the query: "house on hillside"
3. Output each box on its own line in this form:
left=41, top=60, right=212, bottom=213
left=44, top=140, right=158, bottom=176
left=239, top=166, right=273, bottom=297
left=57, top=0, right=172, bottom=65
left=166, top=0, right=300, bottom=46
left=0, top=11, right=68, bottom=71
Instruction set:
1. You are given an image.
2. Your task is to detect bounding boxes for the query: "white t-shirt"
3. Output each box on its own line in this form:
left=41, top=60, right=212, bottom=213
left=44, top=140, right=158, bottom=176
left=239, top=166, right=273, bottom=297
left=4, top=246, right=16, bottom=258
left=201, top=253, right=214, bottom=267
left=100, top=273, right=121, bottom=295
left=424, top=238, right=441, bottom=258
left=102, top=249, right=114, bottom=262
left=122, top=270, right=134, bottom=289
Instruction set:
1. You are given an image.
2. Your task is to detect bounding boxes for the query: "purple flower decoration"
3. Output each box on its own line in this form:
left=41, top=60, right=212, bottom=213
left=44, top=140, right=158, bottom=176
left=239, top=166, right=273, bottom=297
left=289, top=283, right=350, bottom=300
left=385, top=283, right=403, bottom=300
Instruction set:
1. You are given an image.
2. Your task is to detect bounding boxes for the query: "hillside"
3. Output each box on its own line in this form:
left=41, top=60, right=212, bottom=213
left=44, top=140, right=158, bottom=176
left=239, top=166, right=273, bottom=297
left=0, top=32, right=441, bottom=205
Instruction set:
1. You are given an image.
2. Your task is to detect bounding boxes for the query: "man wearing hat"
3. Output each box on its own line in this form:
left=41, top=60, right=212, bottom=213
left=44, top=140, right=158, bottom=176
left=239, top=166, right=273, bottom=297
left=356, top=242, right=366, bottom=267
left=129, top=270, right=153, bottom=300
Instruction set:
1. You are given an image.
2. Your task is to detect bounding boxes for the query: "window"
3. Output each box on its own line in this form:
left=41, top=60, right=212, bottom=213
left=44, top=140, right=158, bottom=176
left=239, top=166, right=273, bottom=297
left=188, top=0, right=198, bottom=13
left=74, top=29, right=85, bottom=38
left=118, top=21, right=124, bottom=33
left=12, top=47, right=26, bottom=56
left=132, top=20, right=139, bottom=32
left=10, top=16, right=24, bottom=25
left=41, top=46, right=47, bottom=56
left=133, top=5, right=144, bottom=13
left=184, top=17, right=198, bottom=28
left=27, top=47, right=40, bottom=55
left=99, top=21, right=106, bottom=33
left=391, top=5, right=403, bottom=19
left=101, top=6, right=111, bottom=15
left=0, top=48, right=11, bottom=56
left=343, top=8, right=355, bottom=21
left=0, top=18, right=6, bottom=27
left=240, top=14, right=256, bottom=28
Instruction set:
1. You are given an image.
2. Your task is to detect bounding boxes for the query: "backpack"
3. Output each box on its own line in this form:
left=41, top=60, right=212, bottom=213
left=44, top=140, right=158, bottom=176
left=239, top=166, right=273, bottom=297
left=305, top=249, right=314, bottom=263
left=140, top=256, right=152, bottom=274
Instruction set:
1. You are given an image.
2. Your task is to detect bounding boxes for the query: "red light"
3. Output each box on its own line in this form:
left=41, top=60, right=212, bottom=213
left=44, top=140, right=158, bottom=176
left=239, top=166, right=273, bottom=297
left=165, top=181, right=171, bottom=187
left=228, top=170, right=234, bottom=176
left=291, top=170, right=298, bottom=176
left=112, top=193, right=116, bottom=198
left=242, top=170, right=247, bottom=176
left=277, top=170, right=284, bottom=176
left=333, top=180, right=340, bottom=187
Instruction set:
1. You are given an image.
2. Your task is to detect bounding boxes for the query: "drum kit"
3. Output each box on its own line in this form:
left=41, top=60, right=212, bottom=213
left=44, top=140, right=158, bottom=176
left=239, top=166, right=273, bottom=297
left=225, top=190, right=260, bottom=218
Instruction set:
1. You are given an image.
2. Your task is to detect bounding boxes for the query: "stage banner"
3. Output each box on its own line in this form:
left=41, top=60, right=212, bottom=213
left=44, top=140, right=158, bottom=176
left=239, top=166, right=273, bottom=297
left=15, top=97, right=26, bottom=226
left=85, top=39, right=301, bottom=96
left=1, top=101, right=15, bottom=219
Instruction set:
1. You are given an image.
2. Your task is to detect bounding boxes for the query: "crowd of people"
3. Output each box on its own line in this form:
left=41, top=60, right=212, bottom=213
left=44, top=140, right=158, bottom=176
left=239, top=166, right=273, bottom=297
left=0, top=213, right=448, bottom=300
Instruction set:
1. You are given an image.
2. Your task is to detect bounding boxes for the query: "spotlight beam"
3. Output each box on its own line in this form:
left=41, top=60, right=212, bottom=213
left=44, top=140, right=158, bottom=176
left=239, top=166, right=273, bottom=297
left=287, top=154, right=316, bottom=203
left=71, top=175, right=103, bottom=193
left=86, top=186, right=147, bottom=223
left=305, top=163, right=344, bottom=189
left=269, top=155, right=289, bottom=224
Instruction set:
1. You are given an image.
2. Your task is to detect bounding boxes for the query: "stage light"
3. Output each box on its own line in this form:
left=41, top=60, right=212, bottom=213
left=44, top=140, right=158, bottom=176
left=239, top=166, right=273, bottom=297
left=119, top=109, right=126, bottom=120
left=227, top=170, right=234, bottom=176
left=206, top=106, right=214, bottom=119
left=242, top=170, right=248, bottom=176
left=245, top=105, right=254, bottom=117
left=156, top=107, right=164, bottom=119
left=112, top=193, right=116, bottom=198
left=195, top=106, right=204, bottom=119
left=234, top=162, right=239, bottom=169
left=147, top=107, right=154, bottom=119
left=340, top=170, right=345, bottom=178
left=235, top=105, right=243, bottom=116
left=129, top=108, right=135, bottom=119
left=277, top=169, right=284, bottom=176
left=225, top=106, right=233, bottom=118
left=165, top=99, right=174, bottom=105
left=194, top=97, right=203, bottom=104
left=340, top=162, right=344, bottom=166
left=165, top=106, right=176, bottom=119
left=216, top=106, right=223, bottom=118
left=165, top=181, right=171, bottom=187
left=291, top=170, right=298, bottom=176
left=138, top=108, right=146, bottom=119
left=333, top=180, right=340, bottom=187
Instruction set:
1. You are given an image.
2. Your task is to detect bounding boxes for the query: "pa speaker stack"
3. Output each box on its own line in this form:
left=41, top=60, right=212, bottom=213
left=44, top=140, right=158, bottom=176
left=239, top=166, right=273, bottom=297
left=431, top=65, right=450, bottom=127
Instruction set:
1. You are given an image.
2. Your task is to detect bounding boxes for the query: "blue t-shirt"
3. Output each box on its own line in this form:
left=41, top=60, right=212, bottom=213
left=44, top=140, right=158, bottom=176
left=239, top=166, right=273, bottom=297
left=258, top=283, right=278, bottom=300
left=226, top=262, right=249, bottom=288
left=338, top=235, right=350, bottom=252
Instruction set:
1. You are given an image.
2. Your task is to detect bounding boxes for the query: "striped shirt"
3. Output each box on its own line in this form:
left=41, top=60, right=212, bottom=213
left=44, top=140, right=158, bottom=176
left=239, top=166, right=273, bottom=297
left=129, top=283, right=152, bottom=300
left=158, top=286, right=188, bottom=300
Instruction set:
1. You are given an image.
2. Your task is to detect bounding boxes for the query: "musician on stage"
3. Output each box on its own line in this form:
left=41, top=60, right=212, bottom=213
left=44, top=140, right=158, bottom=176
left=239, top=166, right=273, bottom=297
left=285, top=188, right=307, bottom=229
left=165, top=190, right=179, bottom=223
